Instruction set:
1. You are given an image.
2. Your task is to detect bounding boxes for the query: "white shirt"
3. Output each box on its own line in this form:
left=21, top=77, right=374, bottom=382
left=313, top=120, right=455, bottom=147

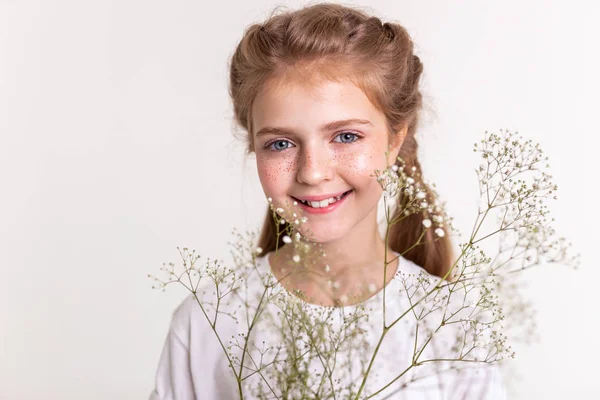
left=150, top=251, right=507, bottom=399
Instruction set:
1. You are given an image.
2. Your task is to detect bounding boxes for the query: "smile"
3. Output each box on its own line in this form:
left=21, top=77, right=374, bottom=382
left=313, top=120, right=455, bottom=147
left=292, top=190, right=353, bottom=214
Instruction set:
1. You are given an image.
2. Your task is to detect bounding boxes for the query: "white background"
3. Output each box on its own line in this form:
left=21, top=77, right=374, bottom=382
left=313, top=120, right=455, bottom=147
left=1, top=0, right=598, bottom=399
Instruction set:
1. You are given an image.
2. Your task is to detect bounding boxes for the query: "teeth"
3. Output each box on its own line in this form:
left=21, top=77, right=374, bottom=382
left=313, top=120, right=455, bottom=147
left=302, top=192, right=347, bottom=208
left=309, top=198, right=333, bottom=208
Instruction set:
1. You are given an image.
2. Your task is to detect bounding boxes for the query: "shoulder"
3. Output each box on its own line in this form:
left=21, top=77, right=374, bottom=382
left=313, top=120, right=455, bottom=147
left=167, top=276, right=235, bottom=345
left=168, top=266, right=265, bottom=345
left=171, top=293, right=201, bottom=324
left=167, top=293, right=206, bottom=346
left=395, top=254, right=433, bottom=277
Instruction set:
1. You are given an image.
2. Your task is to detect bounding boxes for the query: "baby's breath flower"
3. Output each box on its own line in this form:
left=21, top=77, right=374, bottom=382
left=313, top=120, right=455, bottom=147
left=267, top=197, right=272, bottom=203
left=294, top=219, right=299, bottom=225
left=150, top=130, right=579, bottom=400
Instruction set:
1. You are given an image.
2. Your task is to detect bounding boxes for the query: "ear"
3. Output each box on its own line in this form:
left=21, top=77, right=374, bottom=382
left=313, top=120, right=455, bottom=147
left=387, top=124, right=408, bottom=167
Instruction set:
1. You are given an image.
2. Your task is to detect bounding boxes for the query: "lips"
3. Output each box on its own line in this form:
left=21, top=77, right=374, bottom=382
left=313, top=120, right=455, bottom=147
left=292, top=190, right=353, bottom=213
left=292, top=190, right=351, bottom=202
left=293, top=190, right=352, bottom=206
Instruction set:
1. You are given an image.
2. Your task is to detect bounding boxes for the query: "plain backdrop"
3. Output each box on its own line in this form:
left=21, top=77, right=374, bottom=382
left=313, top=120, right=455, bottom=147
left=1, top=0, right=598, bottom=399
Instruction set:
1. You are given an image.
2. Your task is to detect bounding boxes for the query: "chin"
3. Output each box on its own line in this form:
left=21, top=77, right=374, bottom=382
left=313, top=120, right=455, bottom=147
left=297, top=223, right=349, bottom=244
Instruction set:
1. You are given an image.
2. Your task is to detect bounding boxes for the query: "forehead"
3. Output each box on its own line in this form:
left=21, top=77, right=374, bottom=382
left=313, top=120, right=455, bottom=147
left=252, top=76, right=384, bottom=134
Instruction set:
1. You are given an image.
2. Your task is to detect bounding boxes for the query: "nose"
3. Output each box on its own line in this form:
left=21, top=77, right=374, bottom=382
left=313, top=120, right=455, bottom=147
left=296, top=143, right=333, bottom=186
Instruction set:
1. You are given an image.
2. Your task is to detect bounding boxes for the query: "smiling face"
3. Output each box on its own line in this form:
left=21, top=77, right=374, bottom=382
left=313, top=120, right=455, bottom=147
left=251, top=76, right=405, bottom=244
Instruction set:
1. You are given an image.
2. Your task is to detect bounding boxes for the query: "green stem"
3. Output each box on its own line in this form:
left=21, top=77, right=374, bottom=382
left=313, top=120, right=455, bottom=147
left=190, top=291, right=243, bottom=399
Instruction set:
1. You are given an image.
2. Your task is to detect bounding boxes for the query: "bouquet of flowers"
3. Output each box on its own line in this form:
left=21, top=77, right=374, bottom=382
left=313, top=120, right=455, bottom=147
left=149, top=129, right=579, bottom=399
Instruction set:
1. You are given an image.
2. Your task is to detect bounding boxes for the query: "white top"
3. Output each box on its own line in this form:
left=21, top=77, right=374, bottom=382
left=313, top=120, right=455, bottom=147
left=150, top=251, right=507, bottom=399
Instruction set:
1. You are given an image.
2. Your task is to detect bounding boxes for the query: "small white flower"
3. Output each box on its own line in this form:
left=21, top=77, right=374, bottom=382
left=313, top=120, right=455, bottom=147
left=368, top=283, right=377, bottom=293
left=340, top=294, right=348, bottom=303
left=282, top=235, right=292, bottom=244
left=411, top=166, right=417, bottom=172
left=280, top=219, right=286, bottom=225
left=416, top=191, right=426, bottom=199
left=294, top=232, right=301, bottom=240
left=293, top=255, right=300, bottom=263
left=435, top=227, right=445, bottom=237
left=276, top=207, right=284, bottom=213
left=293, top=201, right=298, bottom=206
left=294, top=219, right=299, bottom=225
left=391, top=164, right=399, bottom=172
left=407, top=177, right=415, bottom=184
left=267, top=197, right=272, bottom=203
left=332, top=280, right=340, bottom=290
left=422, top=219, right=432, bottom=228
left=324, top=264, right=330, bottom=273
left=300, top=217, right=308, bottom=223
left=292, top=213, right=297, bottom=218
left=255, top=247, right=263, bottom=255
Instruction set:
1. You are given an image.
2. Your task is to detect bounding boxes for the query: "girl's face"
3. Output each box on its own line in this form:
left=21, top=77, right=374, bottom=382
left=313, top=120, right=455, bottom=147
left=252, top=77, right=404, bottom=243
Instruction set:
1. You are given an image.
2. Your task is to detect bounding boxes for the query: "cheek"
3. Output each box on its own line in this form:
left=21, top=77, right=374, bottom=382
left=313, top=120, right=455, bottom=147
left=256, top=153, right=297, bottom=194
left=331, top=144, right=386, bottom=186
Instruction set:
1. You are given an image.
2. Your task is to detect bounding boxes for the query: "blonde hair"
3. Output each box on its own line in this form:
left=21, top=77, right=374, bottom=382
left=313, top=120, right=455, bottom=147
left=228, top=3, right=454, bottom=278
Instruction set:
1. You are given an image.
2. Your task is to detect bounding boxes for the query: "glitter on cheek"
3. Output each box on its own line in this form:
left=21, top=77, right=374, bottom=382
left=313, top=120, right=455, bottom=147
left=256, top=152, right=298, bottom=203
left=335, top=145, right=380, bottom=177
left=331, top=140, right=388, bottom=204
left=350, top=152, right=373, bottom=173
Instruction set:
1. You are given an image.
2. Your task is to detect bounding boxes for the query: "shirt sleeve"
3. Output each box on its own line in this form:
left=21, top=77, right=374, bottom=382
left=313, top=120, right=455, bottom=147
left=448, top=364, right=507, bottom=400
left=477, top=365, right=507, bottom=400
left=149, top=303, right=196, bottom=400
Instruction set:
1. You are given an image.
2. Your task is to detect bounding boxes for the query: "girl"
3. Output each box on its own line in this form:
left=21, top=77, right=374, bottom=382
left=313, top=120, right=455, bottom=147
left=150, top=3, right=507, bottom=399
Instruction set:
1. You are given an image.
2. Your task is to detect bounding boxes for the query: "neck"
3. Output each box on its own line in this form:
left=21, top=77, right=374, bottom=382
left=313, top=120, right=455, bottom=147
left=268, top=215, right=399, bottom=307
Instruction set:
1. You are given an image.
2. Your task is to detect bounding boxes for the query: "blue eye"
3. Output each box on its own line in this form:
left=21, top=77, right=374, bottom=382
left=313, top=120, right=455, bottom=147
left=266, top=132, right=360, bottom=152
left=333, top=132, right=360, bottom=144
left=267, top=139, right=294, bottom=152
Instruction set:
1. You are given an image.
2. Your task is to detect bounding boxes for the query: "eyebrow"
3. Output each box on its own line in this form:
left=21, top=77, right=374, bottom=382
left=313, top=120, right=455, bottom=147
left=255, top=118, right=373, bottom=137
